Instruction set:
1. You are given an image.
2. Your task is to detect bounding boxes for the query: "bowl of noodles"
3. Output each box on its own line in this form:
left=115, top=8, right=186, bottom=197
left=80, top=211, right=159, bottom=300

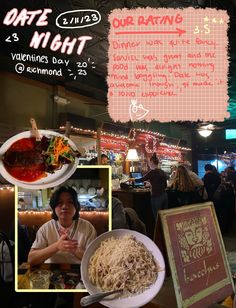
left=81, top=229, right=165, bottom=308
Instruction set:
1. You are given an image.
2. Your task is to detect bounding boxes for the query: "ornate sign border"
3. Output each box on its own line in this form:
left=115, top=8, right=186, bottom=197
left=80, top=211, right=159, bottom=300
left=159, top=202, right=234, bottom=308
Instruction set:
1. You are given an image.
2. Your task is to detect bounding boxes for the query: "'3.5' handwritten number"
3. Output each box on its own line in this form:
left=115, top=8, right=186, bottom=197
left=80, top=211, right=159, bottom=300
left=5, top=33, right=19, bottom=42
left=194, top=24, right=210, bottom=34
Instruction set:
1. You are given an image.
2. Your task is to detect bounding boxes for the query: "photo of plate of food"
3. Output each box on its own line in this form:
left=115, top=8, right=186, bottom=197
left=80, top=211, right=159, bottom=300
left=80, top=229, right=165, bottom=308
left=0, top=130, right=80, bottom=189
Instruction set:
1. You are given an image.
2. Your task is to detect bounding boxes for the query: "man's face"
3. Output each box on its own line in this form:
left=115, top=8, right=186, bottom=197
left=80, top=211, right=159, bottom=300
left=101, top=157, right=108, bottom=165
left=55, top=192, right=76, bottom=221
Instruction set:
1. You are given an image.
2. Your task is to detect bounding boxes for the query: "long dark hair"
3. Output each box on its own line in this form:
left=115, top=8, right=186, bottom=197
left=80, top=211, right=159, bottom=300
left=50, top=186, right=80, bottom=220
left=172, top=165, right=195, bottom=192
left=150, top=153, right=159, bottom=165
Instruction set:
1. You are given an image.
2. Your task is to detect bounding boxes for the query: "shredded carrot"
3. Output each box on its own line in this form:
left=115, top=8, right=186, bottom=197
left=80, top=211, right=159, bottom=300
left=51, top=137, right=71, bottom=165
left=44, top=136, right=74, bottom=170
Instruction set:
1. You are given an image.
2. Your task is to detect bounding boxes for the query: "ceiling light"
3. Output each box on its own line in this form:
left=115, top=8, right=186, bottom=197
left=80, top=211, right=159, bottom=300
left=198, top=129, right=213, bottom=137
left=201, top=124, right=215, bottom=130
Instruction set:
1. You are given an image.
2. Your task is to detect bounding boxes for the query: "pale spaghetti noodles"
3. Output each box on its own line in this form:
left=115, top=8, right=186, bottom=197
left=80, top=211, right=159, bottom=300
left=88, top=235, right=159, bottom=294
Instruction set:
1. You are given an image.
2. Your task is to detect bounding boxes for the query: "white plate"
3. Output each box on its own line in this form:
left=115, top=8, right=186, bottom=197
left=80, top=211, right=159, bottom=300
left=88, top=187, right=96, bottom=195
left=81, top=229, right=165, bottom=308
left=79, top=187, right=87, bottom=194
left=0, top=130, right=79, bottom=189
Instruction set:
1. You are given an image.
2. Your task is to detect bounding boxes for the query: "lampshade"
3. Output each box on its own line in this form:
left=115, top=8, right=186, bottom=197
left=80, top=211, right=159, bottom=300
left=126, top=149, right=139, bottom=161
left=198, top=129, right=213, bottom=138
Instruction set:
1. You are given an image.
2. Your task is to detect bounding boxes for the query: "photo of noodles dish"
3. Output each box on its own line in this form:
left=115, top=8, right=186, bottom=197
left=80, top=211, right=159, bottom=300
left=88, top=235, right=159, bottom=295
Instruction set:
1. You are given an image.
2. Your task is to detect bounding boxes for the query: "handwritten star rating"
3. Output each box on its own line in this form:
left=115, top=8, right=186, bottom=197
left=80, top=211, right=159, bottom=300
left=203, top=17, right=224, bottom=24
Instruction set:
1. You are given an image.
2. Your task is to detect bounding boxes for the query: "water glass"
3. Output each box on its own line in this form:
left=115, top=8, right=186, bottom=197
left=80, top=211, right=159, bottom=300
left=29, top=269, right=51, bottom=289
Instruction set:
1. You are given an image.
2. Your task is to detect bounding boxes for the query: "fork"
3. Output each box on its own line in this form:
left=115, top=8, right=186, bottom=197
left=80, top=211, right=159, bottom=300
left=80, top=289, right=123, bottom=307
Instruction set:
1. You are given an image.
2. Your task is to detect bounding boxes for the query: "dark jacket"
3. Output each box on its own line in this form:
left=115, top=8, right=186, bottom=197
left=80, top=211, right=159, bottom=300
left=203, top=172, right=221, bottom=201
left=136, top=168, right=167, bottom=197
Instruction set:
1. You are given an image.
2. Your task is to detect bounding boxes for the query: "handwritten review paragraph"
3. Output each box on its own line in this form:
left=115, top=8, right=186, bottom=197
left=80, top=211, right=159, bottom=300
left=107, top=8, right=229, bottom=122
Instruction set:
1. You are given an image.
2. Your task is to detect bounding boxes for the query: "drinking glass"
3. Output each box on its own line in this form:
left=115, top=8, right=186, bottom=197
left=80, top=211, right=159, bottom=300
left=29, top=269, right=51, bottom=289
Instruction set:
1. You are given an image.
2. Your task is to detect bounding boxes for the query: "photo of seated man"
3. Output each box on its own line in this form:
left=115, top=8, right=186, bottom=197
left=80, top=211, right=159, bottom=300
left=17, top=166, right=111, bottom=291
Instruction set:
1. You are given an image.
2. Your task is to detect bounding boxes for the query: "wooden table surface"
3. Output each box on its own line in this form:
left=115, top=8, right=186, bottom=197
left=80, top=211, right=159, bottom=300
left=18, top=263, right=83, bottom=290
left=73, top=292, right=166, bottom=308
left=18, top=264, right=233, bottom=307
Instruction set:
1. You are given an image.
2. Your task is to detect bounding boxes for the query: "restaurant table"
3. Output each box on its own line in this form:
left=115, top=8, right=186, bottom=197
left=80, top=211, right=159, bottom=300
left=74, top=292, right=167, bottom=308
left=18, top=264, right=233, bottom=307
left=18, top=262, right=84, bottom=290
left=74, top=279, right=234, bottom=308
left=74, top=276, right=177, bottom=308
left=73, top=277, right=177, bottom=308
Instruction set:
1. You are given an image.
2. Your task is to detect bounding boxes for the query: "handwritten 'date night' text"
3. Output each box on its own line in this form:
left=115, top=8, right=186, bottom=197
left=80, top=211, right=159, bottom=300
left=3, top=8, right=92, bottom=55
left=107, top=8, right=229, bottom=122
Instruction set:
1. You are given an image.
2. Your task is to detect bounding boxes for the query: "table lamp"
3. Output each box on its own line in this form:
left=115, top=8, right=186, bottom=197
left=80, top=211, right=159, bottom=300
left=126, top=149, right=139, bottom=172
